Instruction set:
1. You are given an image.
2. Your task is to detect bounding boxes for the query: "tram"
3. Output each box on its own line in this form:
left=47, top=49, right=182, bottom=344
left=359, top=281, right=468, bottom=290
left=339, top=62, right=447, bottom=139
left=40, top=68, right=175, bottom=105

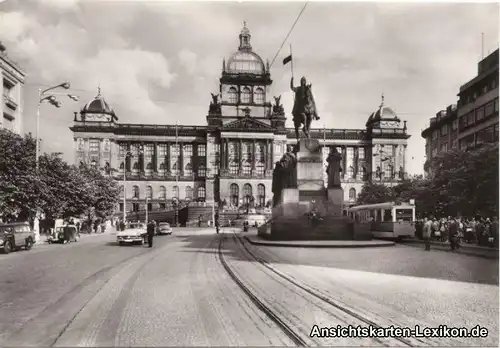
left=347, top=201, right=416, bottom=240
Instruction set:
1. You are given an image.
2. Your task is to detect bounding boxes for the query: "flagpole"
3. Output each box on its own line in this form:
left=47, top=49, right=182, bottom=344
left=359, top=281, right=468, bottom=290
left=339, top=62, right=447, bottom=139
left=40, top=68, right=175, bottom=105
left=290, top=43, right=294, bottom=79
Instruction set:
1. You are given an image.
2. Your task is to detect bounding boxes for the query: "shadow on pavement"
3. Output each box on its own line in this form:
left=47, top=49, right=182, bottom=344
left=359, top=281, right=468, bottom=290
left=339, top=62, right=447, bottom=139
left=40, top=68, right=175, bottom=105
left=175, top=231, right=499, bottom=286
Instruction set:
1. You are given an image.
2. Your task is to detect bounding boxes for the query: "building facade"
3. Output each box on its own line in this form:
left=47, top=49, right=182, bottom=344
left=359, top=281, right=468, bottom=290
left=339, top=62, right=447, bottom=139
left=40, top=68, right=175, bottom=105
left=69, top=24, right=410, bottom=215
left=422, top=49, right=499, bottom=175
left=0, top=41, right=26, bottom=134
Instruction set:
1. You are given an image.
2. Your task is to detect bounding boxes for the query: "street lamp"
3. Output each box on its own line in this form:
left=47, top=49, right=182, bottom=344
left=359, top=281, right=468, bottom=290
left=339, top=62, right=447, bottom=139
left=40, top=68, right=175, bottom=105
left=34, top=82, right=78, bottom=242
left=36, top=82, right=78, bottom=171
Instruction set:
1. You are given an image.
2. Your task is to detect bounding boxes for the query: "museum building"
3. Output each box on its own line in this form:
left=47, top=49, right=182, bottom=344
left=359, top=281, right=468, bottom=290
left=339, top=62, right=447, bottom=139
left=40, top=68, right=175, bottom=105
left=69, top=23, right=411, bottom=215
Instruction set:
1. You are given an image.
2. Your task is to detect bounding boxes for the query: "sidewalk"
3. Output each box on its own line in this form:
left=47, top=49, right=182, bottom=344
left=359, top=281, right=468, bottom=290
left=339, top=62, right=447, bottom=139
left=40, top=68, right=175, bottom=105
left=401, top=239, right=499, bottom=259
left=243, top=230, right=395, bottom=248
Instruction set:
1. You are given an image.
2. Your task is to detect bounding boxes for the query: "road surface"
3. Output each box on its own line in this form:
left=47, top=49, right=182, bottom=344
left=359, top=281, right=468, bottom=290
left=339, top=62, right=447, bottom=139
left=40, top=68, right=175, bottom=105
left=0, top=229, right=497, bottom=347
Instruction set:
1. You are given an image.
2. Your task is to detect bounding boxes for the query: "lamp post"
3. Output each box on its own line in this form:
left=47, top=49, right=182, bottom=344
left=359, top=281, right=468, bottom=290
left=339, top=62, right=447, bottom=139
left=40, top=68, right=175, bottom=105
left=34, top=82, right=78, bottom=242
left=175, top=121, right=179, bottom=227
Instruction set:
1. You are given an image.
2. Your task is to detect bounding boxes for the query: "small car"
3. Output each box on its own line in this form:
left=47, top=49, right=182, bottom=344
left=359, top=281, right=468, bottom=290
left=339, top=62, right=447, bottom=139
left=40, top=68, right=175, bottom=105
left=0, top=222, right=36, bottom=254
left=157, top=222, right=172, bottom=235
left=117, top=223, right=145, bottom=245
left=48, top=225, right=79, bottom=244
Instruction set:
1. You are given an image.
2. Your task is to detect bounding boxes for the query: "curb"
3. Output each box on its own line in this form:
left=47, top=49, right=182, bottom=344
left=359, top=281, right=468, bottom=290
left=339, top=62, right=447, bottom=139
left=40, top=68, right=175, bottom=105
left=244, top=236, right=395, bottom=248
left=401, top=241, right=498, bottom=259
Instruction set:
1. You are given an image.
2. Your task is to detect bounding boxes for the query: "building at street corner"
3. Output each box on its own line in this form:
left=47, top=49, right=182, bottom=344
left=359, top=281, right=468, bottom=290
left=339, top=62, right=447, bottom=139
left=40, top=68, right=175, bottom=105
left=69, top=23, right=410, bottom=216
left=422, top=49, right=499, bottom=176
left=0, top=41, right=26, bottom=135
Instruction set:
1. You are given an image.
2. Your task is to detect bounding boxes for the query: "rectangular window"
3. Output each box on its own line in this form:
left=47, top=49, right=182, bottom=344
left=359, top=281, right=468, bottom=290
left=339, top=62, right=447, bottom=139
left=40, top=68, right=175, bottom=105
left=197, top=144, right=206, bottom=157
left=89, top=140, right=99, bottom=152
left=119, top=203, right=124, bottom=212
left=119, top=144, right=127, bottom=157
left=440, top=143, right=448, bottom=152
left=467, top=111, right=474, bottom=125
left=452, top=119, right=458, bottom=130
left=459, top=115, right=467, bottom=129
left=171, top=144, right=179, bottom=174
left=440, top=124, right=448, bottom=136
left=432, top=130, right=438, bottom=140
left=452, top=139, right=457, bottom=149
left=485, top=101, right=494, bottom=117
left=145, top=144, right=154, bottom=157
left=476, top=106, right=485, bottom=122
left=183, top=144, right=193, bottom=175
left=158, top=144, right=167, bottom=157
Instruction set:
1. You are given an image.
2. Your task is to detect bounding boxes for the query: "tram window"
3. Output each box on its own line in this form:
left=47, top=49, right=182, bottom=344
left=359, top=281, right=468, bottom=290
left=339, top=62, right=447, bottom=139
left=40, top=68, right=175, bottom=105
left=383, top=210, right=393, bottom=222
left=376, top=210, right=382, bottom=222
left=395, top=209, right=413, bottom=222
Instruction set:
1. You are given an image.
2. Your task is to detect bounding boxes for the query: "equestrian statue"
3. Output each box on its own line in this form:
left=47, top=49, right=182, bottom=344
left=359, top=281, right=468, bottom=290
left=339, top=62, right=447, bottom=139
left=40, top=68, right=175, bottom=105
left=290, top=76, right=320, bottom=141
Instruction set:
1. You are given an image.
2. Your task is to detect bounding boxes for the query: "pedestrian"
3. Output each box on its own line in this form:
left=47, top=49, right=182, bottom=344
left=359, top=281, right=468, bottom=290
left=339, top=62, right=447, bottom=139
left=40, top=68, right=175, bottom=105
left=448, top=218, right=459, bottom=252
left=198, top=214, right=202, bottom=227
left=491, top=217, right=499, bottom=248
left=423, top=217, right=432, bottom=251
left=146, top=221, right=155, bottom=248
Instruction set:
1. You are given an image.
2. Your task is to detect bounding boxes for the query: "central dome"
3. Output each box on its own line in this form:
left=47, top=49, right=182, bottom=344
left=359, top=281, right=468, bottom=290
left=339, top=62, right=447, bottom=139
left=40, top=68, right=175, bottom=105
left=81, top=87, right=116, bottom=117
left=225, top=22, right=266, bottom=75
left=227, top=51, right=265, bottom=74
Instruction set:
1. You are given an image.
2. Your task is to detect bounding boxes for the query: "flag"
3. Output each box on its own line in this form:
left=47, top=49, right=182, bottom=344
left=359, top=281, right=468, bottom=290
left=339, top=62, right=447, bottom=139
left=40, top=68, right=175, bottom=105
left=283, top=54, right=292, bottom=65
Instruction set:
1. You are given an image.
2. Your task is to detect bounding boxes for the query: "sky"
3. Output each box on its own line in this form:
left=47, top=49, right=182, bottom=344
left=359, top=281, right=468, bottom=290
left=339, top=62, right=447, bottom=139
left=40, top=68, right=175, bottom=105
left=0, top=0, right=498, bottom=175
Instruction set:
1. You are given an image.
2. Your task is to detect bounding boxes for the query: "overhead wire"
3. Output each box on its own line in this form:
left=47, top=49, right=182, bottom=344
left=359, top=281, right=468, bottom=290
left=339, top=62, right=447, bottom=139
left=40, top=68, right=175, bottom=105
left=269, top=1, right=309, bottom=68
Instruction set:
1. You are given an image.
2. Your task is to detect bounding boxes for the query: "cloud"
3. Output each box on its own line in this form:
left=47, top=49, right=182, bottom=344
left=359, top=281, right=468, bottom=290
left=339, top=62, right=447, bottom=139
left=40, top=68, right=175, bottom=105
left=0, top=1, right=497, bottom=176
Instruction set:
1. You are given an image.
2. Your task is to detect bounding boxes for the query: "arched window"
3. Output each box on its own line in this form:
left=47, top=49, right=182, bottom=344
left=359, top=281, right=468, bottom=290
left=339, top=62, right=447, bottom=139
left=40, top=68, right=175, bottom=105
left=133, top=185, right=139, bottom=198
left=172, top=186, right=179, bottom=199
left=349, top=188, right=356, bottom=202
left=132, top=162, right=139, bottom=175
left=146, top=186, right=153, bottom=199
left=145, top=162, right=153, bottom=176
left=347, top=166, right=354, bottom=179
left=197, top=186, right=206, bottom=201
left=241, top=87, right=251, bottom=104
left=230, top=183, right=239, bottom=206
left=254, top=87, right=264, bottom=104
left=228, top=87, right=238, bottom=104
left=119, top=185, right=124, bottom=198
left=185, top=186, right=193, bottom=200
left=159, top=186, right=166, bottom=199
left=229, top=161, right=239, bottom=175
left=242, top=161, right=251, bottom=175
left=243, top=183, right=252, bottom=204
left=159, top=163, right=166, bottom=176
left=257, top=184, right=265, bottom=207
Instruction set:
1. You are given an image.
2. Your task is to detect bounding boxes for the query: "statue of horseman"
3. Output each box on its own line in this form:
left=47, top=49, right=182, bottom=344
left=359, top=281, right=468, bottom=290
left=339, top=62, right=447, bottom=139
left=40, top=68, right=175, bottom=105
left=290, top=76, right=320, bottom=141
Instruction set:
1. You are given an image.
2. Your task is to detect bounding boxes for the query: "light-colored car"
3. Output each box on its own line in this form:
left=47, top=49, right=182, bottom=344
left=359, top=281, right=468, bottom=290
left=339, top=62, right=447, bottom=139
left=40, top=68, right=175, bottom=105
left=117, top=223, right=145, bottom=245
left=157, top=222, right=172, bottom=235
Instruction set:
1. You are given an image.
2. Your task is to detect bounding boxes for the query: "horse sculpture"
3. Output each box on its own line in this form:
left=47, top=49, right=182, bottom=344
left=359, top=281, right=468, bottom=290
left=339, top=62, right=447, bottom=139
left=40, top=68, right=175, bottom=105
left=290, top=76, right=320, bottom=141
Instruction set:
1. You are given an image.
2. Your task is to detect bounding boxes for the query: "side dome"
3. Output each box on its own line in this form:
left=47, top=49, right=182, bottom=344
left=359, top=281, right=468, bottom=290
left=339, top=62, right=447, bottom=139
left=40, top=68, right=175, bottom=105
left=81, top=87, right=116, bottom=117
left=366, top=95, right=400, bottom=127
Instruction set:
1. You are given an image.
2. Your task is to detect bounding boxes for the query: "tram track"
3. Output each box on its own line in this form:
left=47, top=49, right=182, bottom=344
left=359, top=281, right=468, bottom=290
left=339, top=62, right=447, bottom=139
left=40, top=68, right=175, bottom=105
left=218, top=231, right=451, bottom=347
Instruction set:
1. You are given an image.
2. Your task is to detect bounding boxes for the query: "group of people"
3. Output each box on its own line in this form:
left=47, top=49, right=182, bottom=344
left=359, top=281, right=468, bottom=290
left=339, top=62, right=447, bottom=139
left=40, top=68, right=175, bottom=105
left=416, top=216, right=499, bottom=251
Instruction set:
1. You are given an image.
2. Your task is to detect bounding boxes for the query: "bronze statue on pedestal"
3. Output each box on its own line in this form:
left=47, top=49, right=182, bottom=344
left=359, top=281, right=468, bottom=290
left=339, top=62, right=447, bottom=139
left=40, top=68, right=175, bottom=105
left=326, top=147, right=343, bottom=188
left=271, top=150, right=298, bottom=207
left=290, top=76, right=320, bottom=141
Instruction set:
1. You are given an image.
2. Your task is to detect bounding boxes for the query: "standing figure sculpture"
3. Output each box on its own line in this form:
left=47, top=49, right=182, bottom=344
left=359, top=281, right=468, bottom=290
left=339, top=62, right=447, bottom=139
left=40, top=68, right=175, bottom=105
left=291, top=76, right=320, bottom=141
left=326, top=147, right=343, bottom=188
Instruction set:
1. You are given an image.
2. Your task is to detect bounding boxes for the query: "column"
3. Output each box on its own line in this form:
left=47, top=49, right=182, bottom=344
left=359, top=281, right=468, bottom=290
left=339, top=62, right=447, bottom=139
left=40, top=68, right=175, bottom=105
left=252, top=139, right=256, bottom=171
left=153, top=142, right=158, bottom=172
left=220, top=138, right=224, bottom=170
left=341, top=146, right=347, bottom=179
left=225, top=138, right=229, bottom=169
left=353, top=147, right=358, bottom=177
left=179, top=143, right=184, bottom=176
left=166, top=143, right=171, bottom=174
left=238, top=139, right=243, bottom=172
left=126, top=143, right=131, bottom=172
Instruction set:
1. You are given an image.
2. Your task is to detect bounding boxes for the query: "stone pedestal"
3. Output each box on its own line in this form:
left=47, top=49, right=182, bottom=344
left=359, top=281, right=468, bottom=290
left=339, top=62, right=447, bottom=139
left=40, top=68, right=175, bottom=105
left=327, top=187, right=344, bottom=217
left=266, top=138, right=370, bottom=241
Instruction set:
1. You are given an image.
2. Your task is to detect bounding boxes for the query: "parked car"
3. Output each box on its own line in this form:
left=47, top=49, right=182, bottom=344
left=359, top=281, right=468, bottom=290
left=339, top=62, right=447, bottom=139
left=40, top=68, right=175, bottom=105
left=0, top=222, right=36, bottom=254
left=157, top=222, right=172, bottom=235
left=117, top=223, right=145, bottom=245
left=47, top=225, right=79, bottom=244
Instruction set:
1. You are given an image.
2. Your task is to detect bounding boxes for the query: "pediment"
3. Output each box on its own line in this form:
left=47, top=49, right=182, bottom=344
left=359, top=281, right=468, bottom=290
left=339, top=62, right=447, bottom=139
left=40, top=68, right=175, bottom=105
left=223, top=117, right=273, bottom=131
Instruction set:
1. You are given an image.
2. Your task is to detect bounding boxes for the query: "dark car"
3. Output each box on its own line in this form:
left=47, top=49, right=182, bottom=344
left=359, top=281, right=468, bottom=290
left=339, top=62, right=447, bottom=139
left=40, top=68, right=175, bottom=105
left=0, top=222, right=36, bottom=254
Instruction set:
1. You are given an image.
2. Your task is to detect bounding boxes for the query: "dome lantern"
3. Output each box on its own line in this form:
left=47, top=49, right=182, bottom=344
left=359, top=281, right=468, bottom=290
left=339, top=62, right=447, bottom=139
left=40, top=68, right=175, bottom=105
left=80, top=86, right=118, bottom=122
left=239, top=21, right=252, bottom=51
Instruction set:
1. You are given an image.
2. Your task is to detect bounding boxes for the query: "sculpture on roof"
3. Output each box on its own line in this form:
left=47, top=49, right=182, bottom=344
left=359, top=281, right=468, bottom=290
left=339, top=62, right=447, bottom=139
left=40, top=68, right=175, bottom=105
left=209, top=93, right=221, bottom=115
left=291, top=76, right=320, bottom=141
left=272, top=95, right=284, bottom=116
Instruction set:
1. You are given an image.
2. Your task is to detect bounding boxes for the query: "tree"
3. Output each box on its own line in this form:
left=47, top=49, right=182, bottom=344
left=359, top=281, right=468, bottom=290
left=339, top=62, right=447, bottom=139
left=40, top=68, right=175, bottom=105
left=392, top=176, right=434, bottom=217
left=428, top=143, right=498, bottom=217
left=356, top=182, right=394, bottom=205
